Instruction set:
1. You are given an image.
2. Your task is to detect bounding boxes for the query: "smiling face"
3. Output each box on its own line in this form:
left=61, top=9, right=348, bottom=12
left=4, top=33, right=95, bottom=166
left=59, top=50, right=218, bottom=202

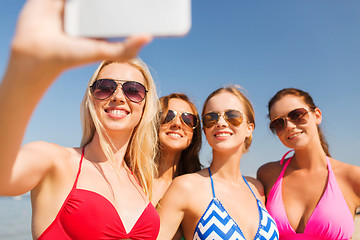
left=269, top=94, right=322, bottom=150
left=92, top=62, right=146, bottom=135
left=159, top=98, right=195, bottom=153
left=203, top=91, right=254, bottom=154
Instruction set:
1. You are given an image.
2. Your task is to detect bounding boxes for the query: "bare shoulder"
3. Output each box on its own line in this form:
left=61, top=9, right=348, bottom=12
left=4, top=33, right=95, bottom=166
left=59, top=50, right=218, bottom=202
left=161, top=169, right=209, bottom=208
left=330, top=158, right=360, bottom=207
left=256, top=159, right=286, bottom=198
left=1, top=141, right=78, bottom=195
left=22, top=141, right=67, bottom=156
left=171, top=169, right=208, bottom=193
left=244, top=176, right=263, bottom=191
left=244, top=176, right=265, bottom=202
left=330, top=158, right=360, bottom=184
left=257, top=160, right=282, bottom=184
left=21, top=141, right=79, bottom=163
left=20, top=141, right=81, bottom=178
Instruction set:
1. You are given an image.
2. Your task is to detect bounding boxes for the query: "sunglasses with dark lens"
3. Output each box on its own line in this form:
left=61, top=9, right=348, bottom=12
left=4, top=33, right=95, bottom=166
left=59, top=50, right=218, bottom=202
left=90, top=79, right=147, bottom=103
left=269, top=107, right=312, bottom=134
left=161, top=110, right=198, bottom=129
left=202, top=109, right=244, bottom=128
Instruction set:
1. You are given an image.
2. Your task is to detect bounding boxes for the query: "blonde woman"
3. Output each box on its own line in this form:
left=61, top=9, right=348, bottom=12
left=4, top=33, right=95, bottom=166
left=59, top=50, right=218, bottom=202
left=0, top=0, right=159, bottom=239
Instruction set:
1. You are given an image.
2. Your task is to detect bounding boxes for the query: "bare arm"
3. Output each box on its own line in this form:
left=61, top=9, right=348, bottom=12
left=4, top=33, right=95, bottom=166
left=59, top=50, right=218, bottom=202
left=0, top=0, right=151, bottom=195
left=257, top=161, right=282, bottom=198
left=338, top=161, right=360, bottom=213
left=157, top=176, right=190, bottom=240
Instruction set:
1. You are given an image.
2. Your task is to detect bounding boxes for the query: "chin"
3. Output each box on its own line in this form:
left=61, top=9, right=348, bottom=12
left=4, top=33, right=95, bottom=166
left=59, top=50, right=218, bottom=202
left=103, top=124, right=136, bottom=133
left=163, top=143, right=188, bottom=152
left=213, top=143, right=243, bottom=153
left=284, top=141, right=308, bottom=150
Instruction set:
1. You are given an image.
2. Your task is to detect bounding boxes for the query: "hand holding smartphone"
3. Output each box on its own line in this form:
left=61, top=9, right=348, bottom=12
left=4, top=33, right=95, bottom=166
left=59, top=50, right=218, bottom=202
left=64, top=0, right=192, bottom=38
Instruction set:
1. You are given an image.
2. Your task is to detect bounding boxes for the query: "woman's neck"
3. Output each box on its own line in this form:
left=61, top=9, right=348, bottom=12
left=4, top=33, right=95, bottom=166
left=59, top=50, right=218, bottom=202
left=210, top=148, right=244, bottom=181
left=292, top=144, right=328, bottom=171
left=85, top=133, right=129, bottom=167
left=157, top=150, right=182, bottom=180
left=152, top=150, right=182, bottom=205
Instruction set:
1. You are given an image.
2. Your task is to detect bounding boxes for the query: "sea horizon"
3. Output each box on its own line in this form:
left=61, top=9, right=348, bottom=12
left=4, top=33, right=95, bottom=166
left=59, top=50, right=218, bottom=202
left=0, top=194, right=32, bottom=240
left=1, top=193, right=360, bottom=240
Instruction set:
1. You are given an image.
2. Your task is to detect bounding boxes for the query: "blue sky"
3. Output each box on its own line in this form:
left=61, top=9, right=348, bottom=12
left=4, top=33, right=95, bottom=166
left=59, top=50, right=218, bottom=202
left=1, top=1, right=360, bottom=176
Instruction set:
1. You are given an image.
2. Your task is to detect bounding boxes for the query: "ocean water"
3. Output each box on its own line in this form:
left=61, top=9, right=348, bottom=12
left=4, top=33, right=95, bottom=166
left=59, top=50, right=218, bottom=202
left=0, top=195, right=32, bottom=240
left=1, top=194, right=360, bottom=240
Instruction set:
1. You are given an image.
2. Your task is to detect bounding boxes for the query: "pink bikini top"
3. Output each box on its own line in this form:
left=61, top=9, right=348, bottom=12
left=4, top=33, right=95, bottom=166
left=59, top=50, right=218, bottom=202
left=266, top=151, right=354, bottom=240
left=38, top=148, right=160, bottom=240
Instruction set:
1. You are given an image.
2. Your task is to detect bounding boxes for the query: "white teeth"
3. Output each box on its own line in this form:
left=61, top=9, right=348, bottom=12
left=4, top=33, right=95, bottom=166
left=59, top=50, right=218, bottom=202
left=215, top=133, right=231, bottom=137
left=168, top=133, right=182, bottom=138
left=108, top=109, right=127, bottom=116
left=289, top=132, right=302, bottom=139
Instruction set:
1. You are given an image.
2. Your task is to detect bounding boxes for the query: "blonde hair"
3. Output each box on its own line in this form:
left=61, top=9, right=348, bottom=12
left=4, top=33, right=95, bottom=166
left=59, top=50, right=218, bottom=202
left=202, top=85, right=255, bottom=152
left=80, top=59, right=159, bottom=199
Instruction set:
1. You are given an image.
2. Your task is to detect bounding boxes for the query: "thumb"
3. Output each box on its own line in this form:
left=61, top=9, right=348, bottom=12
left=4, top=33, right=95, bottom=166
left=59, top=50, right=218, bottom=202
left=90, top=35, right=153, bottom=62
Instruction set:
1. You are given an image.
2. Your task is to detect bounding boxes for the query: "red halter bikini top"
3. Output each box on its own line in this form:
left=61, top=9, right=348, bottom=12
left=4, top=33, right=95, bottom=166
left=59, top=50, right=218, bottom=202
left=38, top=148, right=160, bottom=240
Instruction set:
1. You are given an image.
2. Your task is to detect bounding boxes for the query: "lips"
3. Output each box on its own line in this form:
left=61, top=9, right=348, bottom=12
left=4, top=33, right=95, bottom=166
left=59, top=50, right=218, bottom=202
left=214, top=131, right=233, bottom=139
left=288, top=131, right=303, bottom=140
left=166, top=132, right=183, bottom=138
left=105, top=108, right=129, bottom=119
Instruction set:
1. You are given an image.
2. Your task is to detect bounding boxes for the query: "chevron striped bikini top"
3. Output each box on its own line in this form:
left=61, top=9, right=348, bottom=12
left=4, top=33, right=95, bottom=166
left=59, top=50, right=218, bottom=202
left=193, top=168, right=279, bottom=240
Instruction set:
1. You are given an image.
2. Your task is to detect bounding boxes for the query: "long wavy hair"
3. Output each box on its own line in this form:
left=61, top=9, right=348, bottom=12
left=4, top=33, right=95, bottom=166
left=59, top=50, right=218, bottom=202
left=80, top=59, right=159, bottom=199
left=157, top=93, right=202, bottom=176
left=268, top=87, right=330, bottom=157
left=202, top=86, right=255, bottom=153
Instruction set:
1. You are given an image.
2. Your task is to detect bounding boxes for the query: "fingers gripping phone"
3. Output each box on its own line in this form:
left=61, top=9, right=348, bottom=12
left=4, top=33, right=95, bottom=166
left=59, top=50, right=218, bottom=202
left=64, top=0, right=192, bottom=38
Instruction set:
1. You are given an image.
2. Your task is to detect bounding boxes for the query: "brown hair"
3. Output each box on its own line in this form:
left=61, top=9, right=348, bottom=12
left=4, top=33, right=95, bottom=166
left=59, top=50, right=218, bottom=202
left=202, top=86, right=255, bottom=152
left=268, top=88, right=331, bottom=157
left=157, top=93, right=202, bottom=176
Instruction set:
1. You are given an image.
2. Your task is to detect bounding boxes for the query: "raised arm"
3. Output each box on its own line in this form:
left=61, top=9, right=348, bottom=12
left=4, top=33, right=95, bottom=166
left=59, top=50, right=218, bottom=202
left=0, top=0, right=151, bottom=195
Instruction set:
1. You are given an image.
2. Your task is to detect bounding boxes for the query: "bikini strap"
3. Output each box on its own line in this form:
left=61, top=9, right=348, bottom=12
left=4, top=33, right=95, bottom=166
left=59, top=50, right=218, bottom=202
left=278, top=150, right=294, bottom=178
left=208, top=168, right=216, bottom=198
left=280, top=150, right=294, bottom=165
left=325, top=156, right=334, bottom=177
left=325, top=156, right=331, bottom=170
left=242, top=176, right=257, bottom=199
left=127, top=166, right=143, bottom=188
left=73, top=147, right=85, bottom=189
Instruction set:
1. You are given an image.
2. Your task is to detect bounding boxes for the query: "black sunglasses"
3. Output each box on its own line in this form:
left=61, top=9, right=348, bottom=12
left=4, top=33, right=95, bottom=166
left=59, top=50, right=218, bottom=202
left=269, top=107, right=312, bottom=134
left=202, top=109, right=244, bottom=128
left=90, top=79, right=147, bottom=103
left=161, top=110, right=198, bottom=129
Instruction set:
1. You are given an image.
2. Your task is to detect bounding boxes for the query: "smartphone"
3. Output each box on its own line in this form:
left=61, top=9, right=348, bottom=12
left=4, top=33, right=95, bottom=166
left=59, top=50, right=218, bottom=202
left=64, top=0, right=192, bottom=38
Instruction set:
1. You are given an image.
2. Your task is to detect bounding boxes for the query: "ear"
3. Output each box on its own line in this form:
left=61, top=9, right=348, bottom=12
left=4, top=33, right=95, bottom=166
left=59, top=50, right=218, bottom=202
left=313, top=107, right=322, bottom=125
left=245, top=122, right=255, bottom=138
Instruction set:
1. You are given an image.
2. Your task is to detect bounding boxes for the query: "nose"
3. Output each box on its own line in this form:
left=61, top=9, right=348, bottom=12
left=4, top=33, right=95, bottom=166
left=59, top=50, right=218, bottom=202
left=170, top=114, right=182, bottom=129
left=216, top=114, right=228, bottom=127
left=111, top=85, right=126, bottom=102
left=285, top=118, right=297, bottom=129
